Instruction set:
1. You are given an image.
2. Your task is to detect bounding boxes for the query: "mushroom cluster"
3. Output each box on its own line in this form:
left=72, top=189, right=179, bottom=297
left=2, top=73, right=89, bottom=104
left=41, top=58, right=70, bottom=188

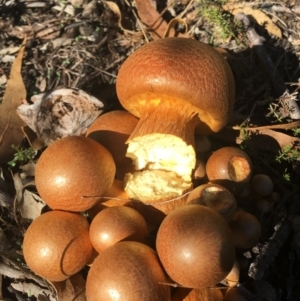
left=21, top=37, right=276, bottom=301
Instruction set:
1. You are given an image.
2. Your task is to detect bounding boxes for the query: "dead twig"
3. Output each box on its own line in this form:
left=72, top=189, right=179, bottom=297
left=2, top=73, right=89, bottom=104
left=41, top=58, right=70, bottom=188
left=231, top=120, right=300, bottom=131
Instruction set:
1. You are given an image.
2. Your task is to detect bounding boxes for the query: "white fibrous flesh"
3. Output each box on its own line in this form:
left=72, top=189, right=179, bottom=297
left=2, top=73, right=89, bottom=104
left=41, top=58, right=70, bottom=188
left=124, top=134, right=196, bottom=202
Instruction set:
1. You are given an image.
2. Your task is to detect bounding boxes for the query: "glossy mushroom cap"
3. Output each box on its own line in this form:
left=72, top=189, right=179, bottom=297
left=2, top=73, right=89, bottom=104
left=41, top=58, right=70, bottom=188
left=224, top=259, right=240, bottom=287
left=86, top=110, right=138, bottom=179
left=86, top=241, right=170, bottom=301
left=116, top=37, right=235, bottom=203
left=23, top=211, right=92, bottom=282
left=117, top=37, right=235, bottom=134
left=156, top=205, right=235, bottom=288
left=89, top=206, right=148, bottom=253
left=35, top=136, right=116, bottom=212
left=206, top=146, right=253, bottom=193
left=187, top=183, right=237, bottom=221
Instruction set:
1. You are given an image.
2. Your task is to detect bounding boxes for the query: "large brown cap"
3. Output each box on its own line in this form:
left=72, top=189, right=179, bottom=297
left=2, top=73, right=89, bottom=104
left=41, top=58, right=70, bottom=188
left=23, top=210, right=92, bottom=282
left=156, top=204, right=235, bottom=288
left=86, top=241, right=170, bottom=301
left=116, top=37, right=235, bottom=134
left=35, top=136, right=116, bottom=212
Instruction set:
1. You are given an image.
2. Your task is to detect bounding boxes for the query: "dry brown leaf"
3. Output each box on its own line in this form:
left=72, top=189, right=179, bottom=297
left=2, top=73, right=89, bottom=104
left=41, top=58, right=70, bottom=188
left=12, top=170, right=45, bottom=225
left=10, top=282, right=55, bottom=301
left=0, top=37, right=27, bottom=164
left=51, top=273, right=87, bottom=301
left=103, top=1, right=140, bottom=35
left=242, top=128, right=300, bottom=151
left=163, top=18, right=188, bottom=38
left=20, top=189, right=46, bottom=220
left=135, top=0, right=168, bottom=39
left=0, top=228, right=11, bottom=252
left=216, top=126, right=300, bottom=153
left=135, top=0, right=185, bottom=39
left=223, top=4, right=282, bottom=38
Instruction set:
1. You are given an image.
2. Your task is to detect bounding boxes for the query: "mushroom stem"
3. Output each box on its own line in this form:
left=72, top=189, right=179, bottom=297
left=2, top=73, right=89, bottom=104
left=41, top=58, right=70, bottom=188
left=124, top=99, right=199, bottom=205
left=128, top=99, right=198, bottom=147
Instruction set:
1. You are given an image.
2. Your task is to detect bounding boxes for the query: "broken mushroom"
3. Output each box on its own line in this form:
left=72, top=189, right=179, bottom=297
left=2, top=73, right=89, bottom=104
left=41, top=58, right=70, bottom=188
left=187, top=183, right=237, bottom=221
left=206, top=146, right=253, bottom=193
left=116, top=37, right=235, bottom=205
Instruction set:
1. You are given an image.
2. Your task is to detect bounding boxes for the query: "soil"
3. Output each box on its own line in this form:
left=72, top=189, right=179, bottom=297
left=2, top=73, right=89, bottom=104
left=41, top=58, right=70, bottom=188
left=1, top=0, right=300, bottom=300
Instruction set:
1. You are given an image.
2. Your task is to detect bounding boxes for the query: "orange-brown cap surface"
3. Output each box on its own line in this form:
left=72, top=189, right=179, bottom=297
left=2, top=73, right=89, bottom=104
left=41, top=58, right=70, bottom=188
left=86, top=110, right=138, bottom=179
left=116, top=37, right=235, bottom=134
left=35, top=136, right=116, bottom=212
left=23, top=211, right=92, bottom=282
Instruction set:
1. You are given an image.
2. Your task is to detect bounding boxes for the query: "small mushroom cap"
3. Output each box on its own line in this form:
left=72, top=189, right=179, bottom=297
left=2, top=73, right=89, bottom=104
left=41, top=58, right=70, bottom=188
left=206, top=146, right=253, bottom=192
left=86, top=241, right=170, bottom=301
left=89, top=206, right=148, bottom=253
left=156, top=205, right=235, bottom=288
left=116, top=37, right=235, bottom=134
left=251, top=174, right=274, bottom=197
left=224, top=259, right=240, bottom=287
left=23, top=211, right=92, bottom=282
left=187, top=183, right=237, bottom=221
left=86, top=110, right=138, bottom=179
left=228, top=210, right=261, bottom=249
left=35, top=136, right=116, bottom=212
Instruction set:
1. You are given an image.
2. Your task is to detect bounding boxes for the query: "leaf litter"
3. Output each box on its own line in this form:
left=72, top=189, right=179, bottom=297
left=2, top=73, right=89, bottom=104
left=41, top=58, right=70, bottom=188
left=1, top=0, right=300, bottom=300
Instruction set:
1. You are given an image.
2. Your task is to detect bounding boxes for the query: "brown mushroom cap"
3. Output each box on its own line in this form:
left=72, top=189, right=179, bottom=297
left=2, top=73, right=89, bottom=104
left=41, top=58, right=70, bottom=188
left=251, top=174, right=274, bottom=197
left=35, top=136, right=116, bottom=212
left=156, top=204, right=235, bottom=288
left=86, top=110, right=138, bottom=179
left=89, top=206, right=148, bottom=253
left=206, top=146, right=253, bottom=192
left=23, top=211, right=92, bottom=282
left=117, top=37, right=235, bottom=134
left=224, top=259, right=240, bottom=287
left=86, top=241, right=170, bottom=301
left=228, top=210, right=261, bottom=249
left=187, top=183, right=237, bottom=221
left=172, top=287, right=223, bottom=301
